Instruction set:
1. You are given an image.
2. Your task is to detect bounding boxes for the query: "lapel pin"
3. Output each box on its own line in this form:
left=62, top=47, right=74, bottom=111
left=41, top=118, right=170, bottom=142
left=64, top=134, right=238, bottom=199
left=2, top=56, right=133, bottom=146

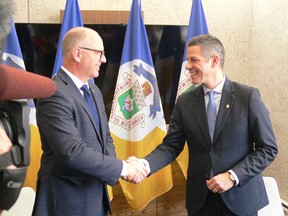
left=226, top=104, right=230, bottom=109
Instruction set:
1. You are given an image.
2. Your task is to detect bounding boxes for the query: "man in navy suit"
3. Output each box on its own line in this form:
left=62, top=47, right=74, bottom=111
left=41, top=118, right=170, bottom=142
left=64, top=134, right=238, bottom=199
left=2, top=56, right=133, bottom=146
left=128, top=34, right=278, bottom=216
left=32, top=27, right=148, bottom=216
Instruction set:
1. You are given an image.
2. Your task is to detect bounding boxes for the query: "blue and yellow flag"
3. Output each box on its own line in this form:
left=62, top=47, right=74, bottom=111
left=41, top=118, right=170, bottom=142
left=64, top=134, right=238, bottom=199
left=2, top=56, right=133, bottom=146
left=176, top=0, right=209, bottom=178
left=52, top=0, right=83, bottom=76
left=109, top=0, right=173, bottom=211
left=2, top=20, right=41, bottom=191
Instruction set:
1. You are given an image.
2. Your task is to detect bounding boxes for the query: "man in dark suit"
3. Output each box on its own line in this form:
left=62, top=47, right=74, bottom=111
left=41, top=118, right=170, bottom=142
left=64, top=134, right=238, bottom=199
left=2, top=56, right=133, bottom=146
left=32, top=27, right=148, bottom=216
left=128, top=34, right=278, bottom=216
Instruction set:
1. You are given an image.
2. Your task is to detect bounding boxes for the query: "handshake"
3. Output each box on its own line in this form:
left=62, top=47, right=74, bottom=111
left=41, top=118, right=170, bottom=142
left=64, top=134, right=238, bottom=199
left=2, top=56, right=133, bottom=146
left=122, top=156, right=150, bottom=184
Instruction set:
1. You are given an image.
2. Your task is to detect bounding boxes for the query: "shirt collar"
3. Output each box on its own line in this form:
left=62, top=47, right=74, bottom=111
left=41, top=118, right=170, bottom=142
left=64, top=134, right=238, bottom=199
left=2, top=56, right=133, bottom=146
left=203, top=76, right=226, bottom=95
left=61, top=66, right=89, bottom=90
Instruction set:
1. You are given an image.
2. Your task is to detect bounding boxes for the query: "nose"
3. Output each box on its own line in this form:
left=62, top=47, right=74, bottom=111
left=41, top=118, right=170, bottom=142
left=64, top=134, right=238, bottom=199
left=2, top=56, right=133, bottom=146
left=100, top=54, right=107, bottom=63
left=185, top=60, right=191, bottom=70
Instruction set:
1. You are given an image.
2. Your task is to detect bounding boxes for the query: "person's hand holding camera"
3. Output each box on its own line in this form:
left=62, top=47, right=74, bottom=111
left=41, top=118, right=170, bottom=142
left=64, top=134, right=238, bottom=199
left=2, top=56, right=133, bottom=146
left=0, top=126, right=17, bottom=214
left=0, top=127, right=16, bottom=169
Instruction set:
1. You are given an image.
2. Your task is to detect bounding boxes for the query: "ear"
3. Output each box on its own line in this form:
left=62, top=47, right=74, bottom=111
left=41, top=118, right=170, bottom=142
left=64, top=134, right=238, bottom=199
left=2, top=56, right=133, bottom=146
left=211, top=55, right=219, bottom=68
left=72, top=47, right=82, bottom=63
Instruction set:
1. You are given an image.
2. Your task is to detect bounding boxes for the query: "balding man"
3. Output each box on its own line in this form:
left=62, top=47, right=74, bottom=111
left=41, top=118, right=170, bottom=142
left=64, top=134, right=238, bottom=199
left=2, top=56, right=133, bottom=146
left=32, top=27, right=148, bottom=216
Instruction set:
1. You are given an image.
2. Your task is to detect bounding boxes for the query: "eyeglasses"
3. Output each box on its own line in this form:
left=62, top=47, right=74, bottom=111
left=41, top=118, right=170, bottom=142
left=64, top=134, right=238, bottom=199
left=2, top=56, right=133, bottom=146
left=79, top=47, right=105, bottom=59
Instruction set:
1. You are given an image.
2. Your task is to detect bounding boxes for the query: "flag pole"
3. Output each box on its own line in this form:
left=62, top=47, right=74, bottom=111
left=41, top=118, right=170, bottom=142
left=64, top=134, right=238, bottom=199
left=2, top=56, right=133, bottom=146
left=109, top=0, right=173, bottom=210
left=176, top=0, right=209, bottom=178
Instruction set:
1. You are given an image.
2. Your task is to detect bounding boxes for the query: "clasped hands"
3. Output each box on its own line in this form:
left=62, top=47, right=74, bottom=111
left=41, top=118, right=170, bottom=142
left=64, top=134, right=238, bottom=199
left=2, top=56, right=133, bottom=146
left=122, top=156, right=150, bottom=184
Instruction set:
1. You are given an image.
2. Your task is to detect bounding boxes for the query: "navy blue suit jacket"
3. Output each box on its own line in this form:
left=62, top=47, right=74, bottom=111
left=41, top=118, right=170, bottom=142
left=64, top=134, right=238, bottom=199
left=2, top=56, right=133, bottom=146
left=145, top=78, right=278, bottom=215
left=33, top=69, right=122, bottom=216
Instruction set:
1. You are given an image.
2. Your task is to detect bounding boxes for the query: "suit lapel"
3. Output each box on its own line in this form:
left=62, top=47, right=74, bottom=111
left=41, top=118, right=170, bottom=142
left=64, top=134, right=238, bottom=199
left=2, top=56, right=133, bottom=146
left=56, top=70, right=104, bottom=147
left=213, top=78, right=236, bottom=144
left=194, top=88, right=212, bottom=146
left=89, top=86, right=104, bottom=144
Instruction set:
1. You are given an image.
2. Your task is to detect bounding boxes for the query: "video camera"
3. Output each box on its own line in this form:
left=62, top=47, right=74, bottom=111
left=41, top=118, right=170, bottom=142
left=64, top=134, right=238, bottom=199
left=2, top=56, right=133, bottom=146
left=0, top=64, right=56, bottom=210
left=0, top=0, right=56, bottom=211
left=0, top=100, right=30, bottom=209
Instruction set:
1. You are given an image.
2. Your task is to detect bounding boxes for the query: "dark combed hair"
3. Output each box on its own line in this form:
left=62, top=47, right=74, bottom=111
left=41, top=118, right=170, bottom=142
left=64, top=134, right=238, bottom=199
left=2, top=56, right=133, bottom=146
left=188, top=34, right=225, bottom=69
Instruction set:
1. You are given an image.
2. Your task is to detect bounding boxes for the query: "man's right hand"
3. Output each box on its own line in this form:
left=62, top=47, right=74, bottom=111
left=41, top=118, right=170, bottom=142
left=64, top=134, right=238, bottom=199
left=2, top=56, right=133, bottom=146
left=123, top=156, right=150, bottom=184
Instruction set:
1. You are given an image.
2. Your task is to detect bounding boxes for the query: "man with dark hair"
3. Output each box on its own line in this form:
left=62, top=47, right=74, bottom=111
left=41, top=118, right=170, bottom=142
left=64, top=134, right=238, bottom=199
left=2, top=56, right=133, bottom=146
left=128, top=34, right=278, bottom=216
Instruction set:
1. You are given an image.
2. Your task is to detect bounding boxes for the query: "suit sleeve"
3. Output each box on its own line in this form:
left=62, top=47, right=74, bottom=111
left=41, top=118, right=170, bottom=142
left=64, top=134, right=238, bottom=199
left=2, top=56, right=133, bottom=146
left=37, top=85, right=122, bottom=186
left=232, top=88, right=278, bottom=186
left=144, top=94, right=187, bottom=174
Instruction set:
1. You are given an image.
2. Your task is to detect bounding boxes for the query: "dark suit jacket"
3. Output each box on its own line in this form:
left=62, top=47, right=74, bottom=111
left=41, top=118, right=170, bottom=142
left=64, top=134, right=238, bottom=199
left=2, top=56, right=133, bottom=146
left=32, top=69, right=123, bottom=216
left=145, top=78, right=278, bottom=215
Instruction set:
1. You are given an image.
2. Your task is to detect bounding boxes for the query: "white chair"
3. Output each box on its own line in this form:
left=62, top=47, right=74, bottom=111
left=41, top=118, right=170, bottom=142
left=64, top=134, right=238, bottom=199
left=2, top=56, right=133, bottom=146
left=2, top=187, right=35, bottom=216
left=258, top=177, right=284, bottom=216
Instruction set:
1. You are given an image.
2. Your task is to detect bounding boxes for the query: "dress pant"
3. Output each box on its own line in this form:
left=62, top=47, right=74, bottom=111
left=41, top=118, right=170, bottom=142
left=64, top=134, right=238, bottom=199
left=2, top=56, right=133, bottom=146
left=187, top=191, right=258, bottom=216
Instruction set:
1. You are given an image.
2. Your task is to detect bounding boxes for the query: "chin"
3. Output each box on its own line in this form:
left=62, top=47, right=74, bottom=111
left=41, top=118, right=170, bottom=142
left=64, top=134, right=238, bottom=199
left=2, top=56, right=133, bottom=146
left=191, top=78, right=201, bottom=85
left=192, top=81, right=200, bottom=85
left=93, top=72, right=99, bottom=78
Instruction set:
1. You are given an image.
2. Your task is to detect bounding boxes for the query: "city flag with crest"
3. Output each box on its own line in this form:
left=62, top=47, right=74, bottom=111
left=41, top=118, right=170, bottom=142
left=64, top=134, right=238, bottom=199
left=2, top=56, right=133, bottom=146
left=176, top=0, right=209, bottom=178
left=109, top=0, right=173, bottom=210
left=2, top=20, right=41, bottom=190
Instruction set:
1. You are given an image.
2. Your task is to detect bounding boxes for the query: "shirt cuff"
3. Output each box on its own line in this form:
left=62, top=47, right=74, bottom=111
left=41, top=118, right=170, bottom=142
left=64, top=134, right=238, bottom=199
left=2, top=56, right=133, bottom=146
left=140, top=159, right=151, bottom=174
left=228, top=169, right=239, bottom=185
left=121, top=161, right=127, bottom=177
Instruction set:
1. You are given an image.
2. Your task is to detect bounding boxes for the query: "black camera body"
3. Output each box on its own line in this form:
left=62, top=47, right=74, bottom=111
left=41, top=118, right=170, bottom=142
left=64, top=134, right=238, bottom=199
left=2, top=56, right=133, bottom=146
left=0, top=100, right=30, bottom=166
left=0, top=100, right=30, bottom=210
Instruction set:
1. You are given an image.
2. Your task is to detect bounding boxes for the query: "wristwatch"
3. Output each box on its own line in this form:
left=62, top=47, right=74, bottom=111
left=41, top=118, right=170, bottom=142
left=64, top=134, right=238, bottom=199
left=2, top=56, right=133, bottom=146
left=228, top=172, right=236, bottom=185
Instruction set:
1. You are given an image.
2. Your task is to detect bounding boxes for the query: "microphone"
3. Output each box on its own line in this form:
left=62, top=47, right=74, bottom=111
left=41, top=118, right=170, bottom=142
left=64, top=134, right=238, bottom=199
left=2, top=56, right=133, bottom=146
left=0, top=64, right=56, bottom=100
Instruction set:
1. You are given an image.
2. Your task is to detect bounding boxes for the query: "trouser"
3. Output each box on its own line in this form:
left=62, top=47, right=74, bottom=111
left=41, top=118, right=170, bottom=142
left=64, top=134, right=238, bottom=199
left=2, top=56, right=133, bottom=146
left=187, top=191, right=258, bottom=216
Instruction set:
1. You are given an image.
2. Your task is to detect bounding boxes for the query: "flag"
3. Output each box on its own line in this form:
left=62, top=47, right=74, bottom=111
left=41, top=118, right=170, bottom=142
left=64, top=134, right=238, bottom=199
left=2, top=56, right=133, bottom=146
left=154, top=26, right=183, bottom=122
left=52, top=0, right=83, bottom=76
left=109, top=0, right=173, bottom=210
left=101, top=25, right=126, bottom=115
left=176, top=0, right=209, bottom=178
left=2, top=20, right=42, bottom=191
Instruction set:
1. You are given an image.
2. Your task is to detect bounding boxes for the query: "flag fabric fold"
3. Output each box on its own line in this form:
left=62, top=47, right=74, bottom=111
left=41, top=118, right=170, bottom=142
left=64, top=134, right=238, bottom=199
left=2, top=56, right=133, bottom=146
left=109, top=0, right=173, bottom=210
left=52, top=0, right=83, bottom=76
left=176, top=0, right=209, bottom=178
left=2, top=20, right=41, bottom=191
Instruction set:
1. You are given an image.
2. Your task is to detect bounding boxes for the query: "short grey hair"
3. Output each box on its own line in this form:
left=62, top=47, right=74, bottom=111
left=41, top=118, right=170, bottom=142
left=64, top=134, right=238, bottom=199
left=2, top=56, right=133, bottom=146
left=187, top=34, right=225, bottom=69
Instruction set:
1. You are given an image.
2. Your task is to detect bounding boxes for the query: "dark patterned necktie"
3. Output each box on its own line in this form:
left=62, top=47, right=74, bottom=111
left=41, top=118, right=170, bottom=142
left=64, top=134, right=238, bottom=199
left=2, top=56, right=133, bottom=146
left=81, top=85, right=100, bottom=131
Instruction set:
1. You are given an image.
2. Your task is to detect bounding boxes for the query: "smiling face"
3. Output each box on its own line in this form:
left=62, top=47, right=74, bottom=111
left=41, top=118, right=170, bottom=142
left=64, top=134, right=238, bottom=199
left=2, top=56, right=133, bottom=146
left=185, top=45, right=214, bottom=86
left=184, top=35, right=225, bottom=89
